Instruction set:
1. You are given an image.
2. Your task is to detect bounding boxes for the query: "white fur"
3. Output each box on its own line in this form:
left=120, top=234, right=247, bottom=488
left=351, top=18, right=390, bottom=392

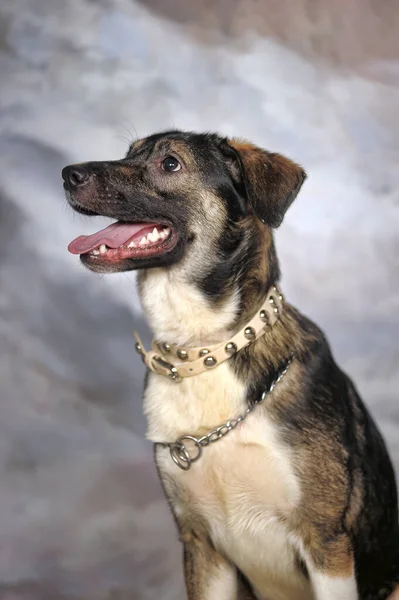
left=309, top=571, right=358, bottom=600
left=145, top=366, right=310, bottom=597
left=154, top=412, right=312, bottom=600
left=206, top=561, right=238, bottom=598
left=141, top=271, right=312, bottom=600
left=140, top=267, right=240, bottom=347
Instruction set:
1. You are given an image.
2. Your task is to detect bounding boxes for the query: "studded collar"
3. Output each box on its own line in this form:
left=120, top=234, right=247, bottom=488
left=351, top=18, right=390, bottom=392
left=134, top=284, right=284, bottom=383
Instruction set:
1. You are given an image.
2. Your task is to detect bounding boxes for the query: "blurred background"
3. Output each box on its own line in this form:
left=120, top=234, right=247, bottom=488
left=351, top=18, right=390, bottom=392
left=0, top=0, right=398, bottom=598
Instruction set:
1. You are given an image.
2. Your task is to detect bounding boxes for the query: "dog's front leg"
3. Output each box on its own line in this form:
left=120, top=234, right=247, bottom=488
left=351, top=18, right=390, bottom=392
left=309, top=571, right=358, bottom=600
left=183, top=535, right=239, bottom=599
left=304, top=536, right=358, bottom=600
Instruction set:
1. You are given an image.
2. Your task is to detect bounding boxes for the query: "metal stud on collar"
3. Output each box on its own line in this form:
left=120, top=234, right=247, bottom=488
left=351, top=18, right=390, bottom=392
left=244, top=326, right=256, bottom=340
left=177, top=349, right=188, bottom=361
left=204, top=356, right=217, bottom=368
left=199, top=348, right=210, bottom=357
left=225, top=342, right=237, bottom=355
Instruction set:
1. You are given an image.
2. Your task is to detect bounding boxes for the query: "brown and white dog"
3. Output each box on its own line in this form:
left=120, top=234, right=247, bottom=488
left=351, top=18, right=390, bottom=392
left=63, top=130, right=399, bottom=600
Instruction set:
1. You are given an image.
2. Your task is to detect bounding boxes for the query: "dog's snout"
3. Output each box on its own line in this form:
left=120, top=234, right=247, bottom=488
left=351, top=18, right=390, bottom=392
left=62, top=165, right=90, bottom=188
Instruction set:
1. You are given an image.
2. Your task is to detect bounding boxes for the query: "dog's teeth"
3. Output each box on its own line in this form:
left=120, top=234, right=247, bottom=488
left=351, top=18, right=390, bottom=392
left=92, top=249, right=100, bottom=255
left=128, top=240, right=136, bottom=248
left=151, top=227, right=160, bottom=242
left=163, top=227, right=170, bottom=238
left=147, top=232, right=155, bottom=242
left=99, top=244, right=108, bottom=254
left=139, top=237, right=147, bottom=246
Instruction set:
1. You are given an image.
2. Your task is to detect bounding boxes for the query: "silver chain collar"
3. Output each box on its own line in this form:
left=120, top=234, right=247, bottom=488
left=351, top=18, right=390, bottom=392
left=159, top=355, right=294, bottom=470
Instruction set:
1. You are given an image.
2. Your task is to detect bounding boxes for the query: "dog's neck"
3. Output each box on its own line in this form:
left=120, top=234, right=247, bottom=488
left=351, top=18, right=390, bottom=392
left=137, top=223, right=281, bottom=350
left=137, top=268, right=266, bottom=349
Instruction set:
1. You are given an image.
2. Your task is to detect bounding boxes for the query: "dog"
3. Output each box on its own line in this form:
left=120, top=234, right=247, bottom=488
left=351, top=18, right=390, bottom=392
left=63, top=130, right=399, bottom=600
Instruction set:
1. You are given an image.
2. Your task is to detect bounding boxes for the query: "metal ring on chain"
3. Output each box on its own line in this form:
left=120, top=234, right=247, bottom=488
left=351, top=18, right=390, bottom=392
left=169, top=443, right=191, bottom=470
left=169, top=435, right=202, bottom=470
left=163, top=355, right=294, bottom=470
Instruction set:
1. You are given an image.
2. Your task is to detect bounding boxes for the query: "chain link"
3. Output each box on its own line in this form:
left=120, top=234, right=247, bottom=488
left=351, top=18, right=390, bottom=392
left=165, top=355, right=294, bottom=470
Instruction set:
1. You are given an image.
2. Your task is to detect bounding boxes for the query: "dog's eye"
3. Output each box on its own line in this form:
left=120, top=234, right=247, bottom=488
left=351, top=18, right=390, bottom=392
left=162, top=157, right=181, bottom=172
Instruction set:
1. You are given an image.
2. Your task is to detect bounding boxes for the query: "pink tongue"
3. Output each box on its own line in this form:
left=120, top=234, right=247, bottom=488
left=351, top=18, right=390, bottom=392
left=68, top=222, right=157, bottom=254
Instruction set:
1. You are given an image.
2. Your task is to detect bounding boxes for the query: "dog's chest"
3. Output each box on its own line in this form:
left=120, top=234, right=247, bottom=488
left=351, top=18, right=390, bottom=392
left=145, top=368, right=311, bottom=600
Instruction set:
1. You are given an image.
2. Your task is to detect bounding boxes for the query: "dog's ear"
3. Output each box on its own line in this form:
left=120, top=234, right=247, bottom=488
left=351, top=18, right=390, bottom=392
left=220, top=138, right=306, bottom=228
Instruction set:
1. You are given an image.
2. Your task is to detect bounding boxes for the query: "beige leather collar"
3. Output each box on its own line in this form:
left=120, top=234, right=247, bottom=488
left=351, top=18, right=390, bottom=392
left=134, top=285, right=284, bottom=383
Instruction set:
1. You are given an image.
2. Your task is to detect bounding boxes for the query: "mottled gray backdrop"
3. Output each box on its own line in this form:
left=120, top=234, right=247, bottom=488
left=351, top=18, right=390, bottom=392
left=0, top=0, right=398, bottom=598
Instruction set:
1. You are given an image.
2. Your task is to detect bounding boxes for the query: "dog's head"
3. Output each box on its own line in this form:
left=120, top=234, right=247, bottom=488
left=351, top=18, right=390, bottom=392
left=63, top=130, right=305, bottom=299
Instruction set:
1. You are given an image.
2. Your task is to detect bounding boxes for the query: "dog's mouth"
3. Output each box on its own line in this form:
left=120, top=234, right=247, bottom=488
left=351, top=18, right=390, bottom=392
left=68, top=221, right=177, bottom=266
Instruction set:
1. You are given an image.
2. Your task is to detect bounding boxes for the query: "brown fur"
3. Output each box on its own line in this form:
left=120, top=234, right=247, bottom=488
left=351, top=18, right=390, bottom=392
left=63, top=129, right=399, bottom=600
left=229, top=137, right=306, bottom=227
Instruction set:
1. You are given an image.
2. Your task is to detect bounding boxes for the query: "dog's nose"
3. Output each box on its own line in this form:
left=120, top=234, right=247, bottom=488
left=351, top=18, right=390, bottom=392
left=62, top=165, right=90, bottom=188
